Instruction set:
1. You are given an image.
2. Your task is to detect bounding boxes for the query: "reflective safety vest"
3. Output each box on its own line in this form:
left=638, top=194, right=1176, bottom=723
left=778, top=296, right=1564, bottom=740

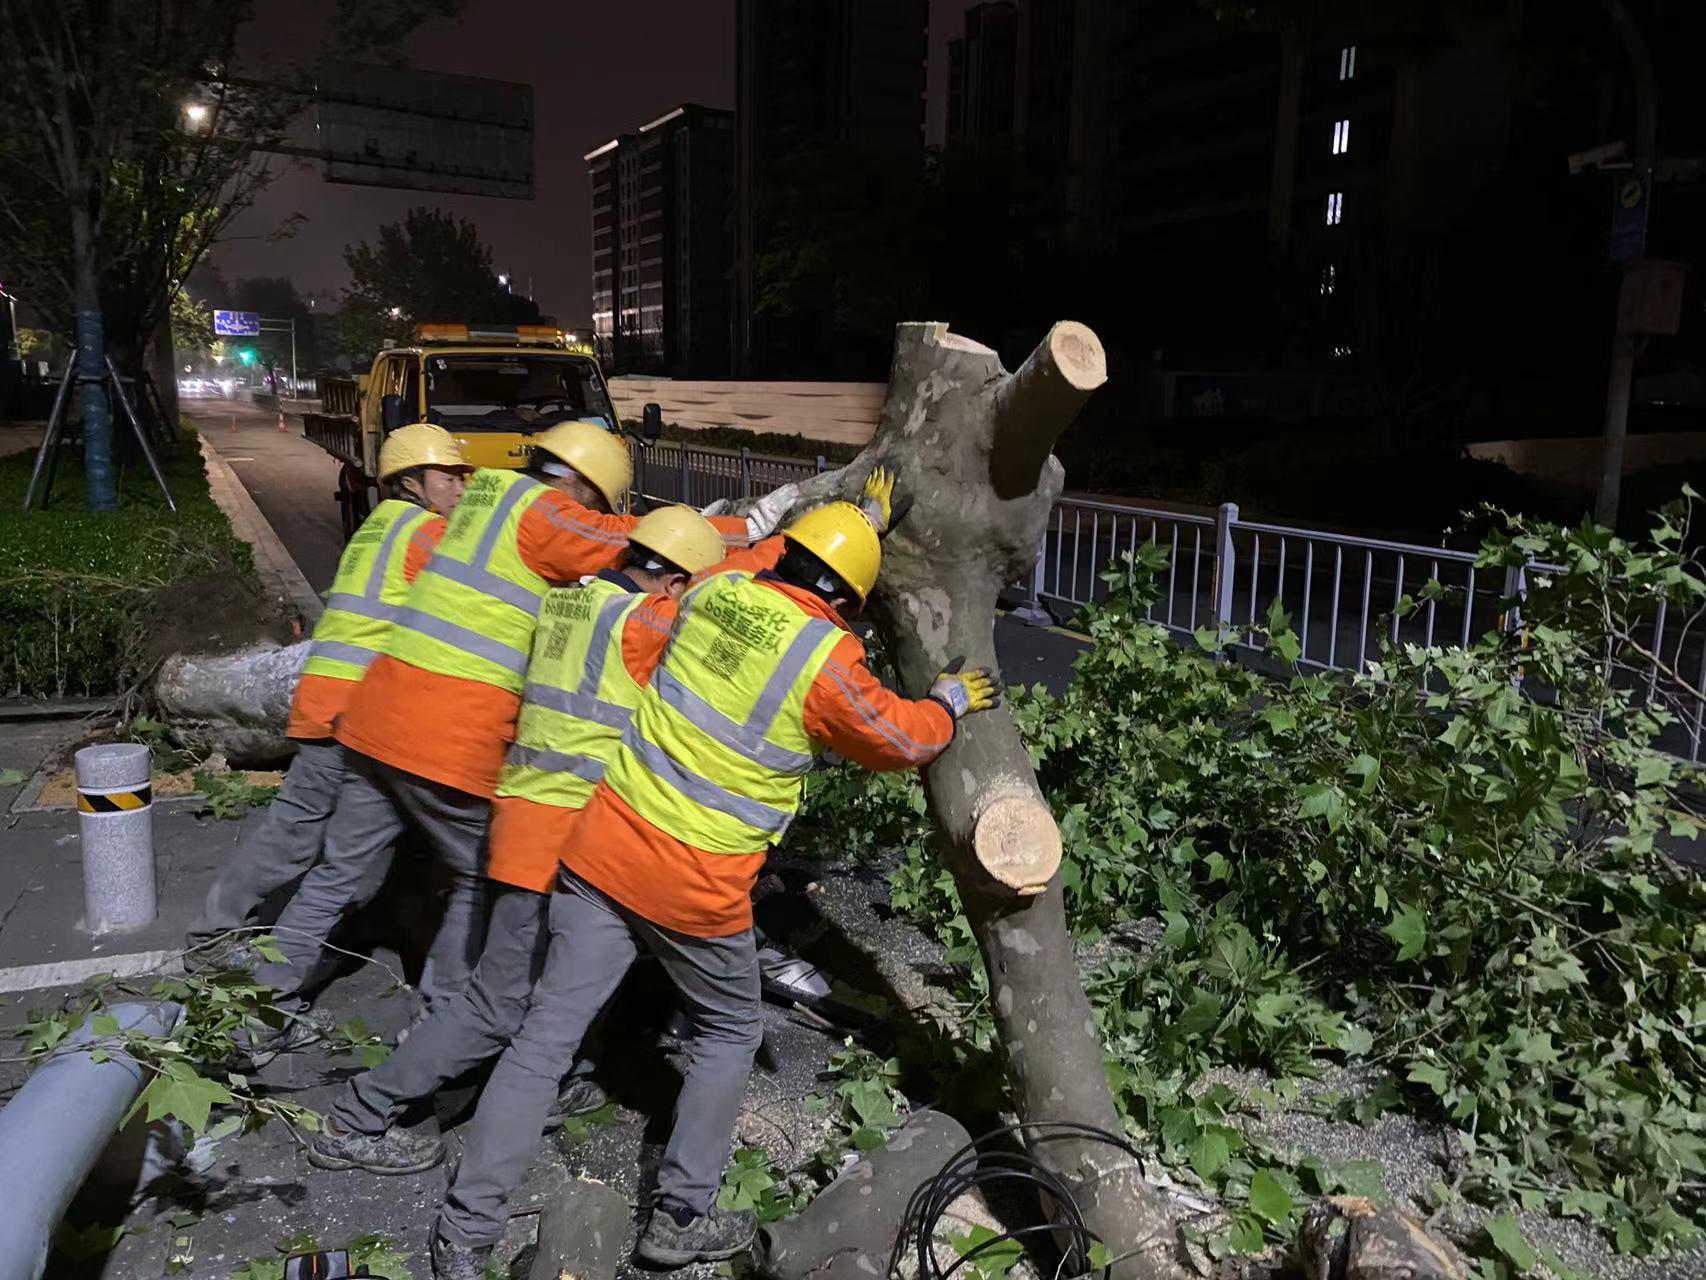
left=496, top=577, right=646, bottom=809
left=605, top=571, right=841, bottom=854
left=301, top=499, right=436, bottom=683
left=384, top=468, right=552, bottom=694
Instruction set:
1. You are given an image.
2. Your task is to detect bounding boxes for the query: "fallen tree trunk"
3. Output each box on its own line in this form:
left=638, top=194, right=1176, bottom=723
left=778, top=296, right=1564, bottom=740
left=529, top=1176, right=630, bottom=1280
left=758, top=1109, right=971, bottom=1280
left=152, top=640, right=308, bottom=766
left=770, top=323, right=1185, bottom=1278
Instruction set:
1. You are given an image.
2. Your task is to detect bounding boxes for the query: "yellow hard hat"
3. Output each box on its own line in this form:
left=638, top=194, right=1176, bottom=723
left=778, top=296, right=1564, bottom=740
left=532, top=421, right=632, bottom=511
left=377, top=422, right=471, bottom=482
left=628, top=505, right=726, bottom=576
left=782, top=502, right=882, bottom=602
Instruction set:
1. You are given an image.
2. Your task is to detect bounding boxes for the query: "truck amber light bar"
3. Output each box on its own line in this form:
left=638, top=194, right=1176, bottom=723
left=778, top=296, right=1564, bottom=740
left=413, top=323, right=568, bottom=346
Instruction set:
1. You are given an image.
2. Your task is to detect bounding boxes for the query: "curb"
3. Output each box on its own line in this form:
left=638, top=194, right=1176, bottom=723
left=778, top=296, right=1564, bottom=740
left=197, top=433, right=324, bottom=627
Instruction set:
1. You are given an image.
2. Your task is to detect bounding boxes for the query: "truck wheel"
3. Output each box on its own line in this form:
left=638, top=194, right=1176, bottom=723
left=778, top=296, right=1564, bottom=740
left=337, top=465, right=371, bottom=542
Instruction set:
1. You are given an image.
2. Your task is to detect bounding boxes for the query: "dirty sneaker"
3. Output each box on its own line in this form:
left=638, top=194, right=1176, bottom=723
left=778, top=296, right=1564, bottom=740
left=542, top=1076, right=610, bottom=1132
left=307, top=1117, right=445, bottom=1175
left=430, top=1225, right=493, bottom=1280
left=636, top=1203, right=756, bottom=1267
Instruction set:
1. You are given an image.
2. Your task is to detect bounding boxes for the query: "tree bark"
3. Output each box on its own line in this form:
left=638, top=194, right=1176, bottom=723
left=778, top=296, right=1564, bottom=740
left=528, top=1176, right=630, bottom=1280
left=777, top=322, right=1184, bottom=1277
left=758, top=1110, right=971, bottom=1280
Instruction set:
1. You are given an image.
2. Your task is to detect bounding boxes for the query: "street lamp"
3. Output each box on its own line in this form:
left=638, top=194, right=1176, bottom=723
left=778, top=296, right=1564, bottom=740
left=182, top=101, right=209, bottom=126
left=388, top=306, right=403, bottom=319
left=497, top=273, right=510, bottom=291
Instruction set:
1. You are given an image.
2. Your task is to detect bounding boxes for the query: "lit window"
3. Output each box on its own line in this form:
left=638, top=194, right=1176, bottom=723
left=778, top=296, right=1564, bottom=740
left=1320, top=264, right=1336, bottom=295
left=1325, top=192, right=1344, bottom=225
left=1332, top=119, right=1351, bottom=155
left=1339, top=45, right=1357, bottom=80
left=1333, top=345, right=1353, bottom=359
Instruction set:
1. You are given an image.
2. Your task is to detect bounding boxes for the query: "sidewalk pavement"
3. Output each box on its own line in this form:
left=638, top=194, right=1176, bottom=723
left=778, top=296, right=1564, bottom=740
left=0, top=715, right=876, bottom=1278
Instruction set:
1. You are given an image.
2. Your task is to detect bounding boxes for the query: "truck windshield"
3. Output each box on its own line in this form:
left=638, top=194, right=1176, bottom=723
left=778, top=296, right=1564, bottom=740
left=424, top=354, right=616, bottom=432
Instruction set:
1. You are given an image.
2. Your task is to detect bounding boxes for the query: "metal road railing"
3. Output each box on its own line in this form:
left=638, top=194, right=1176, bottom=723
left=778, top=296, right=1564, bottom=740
left=633, top=438, right=1706, bottom=761
left=627, top=438, right=828, bottom=508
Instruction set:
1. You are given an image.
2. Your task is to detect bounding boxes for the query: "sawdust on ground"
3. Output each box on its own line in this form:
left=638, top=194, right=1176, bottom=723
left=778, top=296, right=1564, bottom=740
left=33, top=766, right=284, bottom=808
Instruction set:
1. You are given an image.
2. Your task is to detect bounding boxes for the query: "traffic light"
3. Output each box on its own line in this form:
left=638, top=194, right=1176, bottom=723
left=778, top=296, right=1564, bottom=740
left=236, top=348, right=255, bottom=365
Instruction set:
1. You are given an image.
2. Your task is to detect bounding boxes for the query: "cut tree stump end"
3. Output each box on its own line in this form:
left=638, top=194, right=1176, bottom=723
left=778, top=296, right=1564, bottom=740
left=972, top=792, right=1063, bottom=893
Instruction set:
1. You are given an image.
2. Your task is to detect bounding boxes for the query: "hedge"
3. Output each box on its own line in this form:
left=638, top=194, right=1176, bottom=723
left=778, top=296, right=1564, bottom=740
left=0, top=433, right=255, bottom=698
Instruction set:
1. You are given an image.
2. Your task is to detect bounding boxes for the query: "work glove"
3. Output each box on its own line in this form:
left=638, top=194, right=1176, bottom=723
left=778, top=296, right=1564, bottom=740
left=699, top=497, right=733, bottom=517
left=857, top=466, right=896, bottom=535
left=745, top=481, right=801, bottom=543
left=928, top=657, right=1000, bottom=721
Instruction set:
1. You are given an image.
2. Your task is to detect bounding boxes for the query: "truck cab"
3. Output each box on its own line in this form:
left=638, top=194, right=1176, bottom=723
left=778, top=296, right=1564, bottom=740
left=309, top=324, right=622, bottom=539
left=365, top=323, right=617, bottom=471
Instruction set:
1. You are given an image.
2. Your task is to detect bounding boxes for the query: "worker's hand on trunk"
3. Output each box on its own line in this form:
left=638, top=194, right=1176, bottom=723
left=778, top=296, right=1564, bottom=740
left=928, top=657, right=1000, bottom=721
left=857, top=465, right=895, bottom=535
left=745, top=482, right=801, bottom=543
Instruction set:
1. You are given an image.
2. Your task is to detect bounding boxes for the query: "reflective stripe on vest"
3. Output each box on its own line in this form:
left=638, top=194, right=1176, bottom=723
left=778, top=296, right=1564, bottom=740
left=495, top=578, right=647, bottom=810
left=301, top=500, right=435, bottom=683
left=384, top=469, right=551, bottom=693
left=605, top=572, right=840, bottom=854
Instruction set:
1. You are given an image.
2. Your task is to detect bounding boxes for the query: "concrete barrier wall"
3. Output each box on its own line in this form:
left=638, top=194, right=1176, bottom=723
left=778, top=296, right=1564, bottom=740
left=1467, top=432, right=1706, bottom=498
left=607, top=378, right=883, bottom=447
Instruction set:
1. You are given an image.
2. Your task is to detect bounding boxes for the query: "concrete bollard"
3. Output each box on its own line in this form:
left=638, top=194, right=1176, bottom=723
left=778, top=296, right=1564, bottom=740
left=75, top=743, right=157, bottom=934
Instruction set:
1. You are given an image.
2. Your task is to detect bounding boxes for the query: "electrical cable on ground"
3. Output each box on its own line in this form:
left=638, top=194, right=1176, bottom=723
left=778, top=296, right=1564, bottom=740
left=890, top=1119, right=1150, bottom=1280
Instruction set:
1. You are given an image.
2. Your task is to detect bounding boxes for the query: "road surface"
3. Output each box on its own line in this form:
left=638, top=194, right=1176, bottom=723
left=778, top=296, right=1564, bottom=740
left=188, top=395, right=347, bottom=593
left=182, top=395, right=1094, bottom=692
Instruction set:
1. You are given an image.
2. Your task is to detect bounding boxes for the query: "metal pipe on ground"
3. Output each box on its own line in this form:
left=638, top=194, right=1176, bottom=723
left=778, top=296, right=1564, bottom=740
left=0, top=1001, right=182, bottom=1280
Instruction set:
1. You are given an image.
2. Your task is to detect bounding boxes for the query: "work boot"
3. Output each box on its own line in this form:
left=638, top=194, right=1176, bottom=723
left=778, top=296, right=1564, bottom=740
left=183, top=932, right=256, bottom=975
left=231, top=1011, right=326, bottom=1069
left=307, top=1116, right=445, bottom=1175
left=757, top=940, right=833, bottom=1010
left=429, top=1225, right=493, bottom=1280
left=542, top=1076, right=611, bottom=1132
left=636, top=1203, right=757, bottom=1267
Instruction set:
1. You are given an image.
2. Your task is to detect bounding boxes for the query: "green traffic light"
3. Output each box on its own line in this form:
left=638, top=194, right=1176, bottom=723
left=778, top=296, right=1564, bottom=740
left=237, top=349, right=255, bottom=365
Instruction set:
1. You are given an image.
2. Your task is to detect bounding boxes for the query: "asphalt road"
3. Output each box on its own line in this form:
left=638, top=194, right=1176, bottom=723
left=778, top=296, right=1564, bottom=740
left=183, top=394, right=1095, bottom=691
left=187, top=394, right=348, bottom=592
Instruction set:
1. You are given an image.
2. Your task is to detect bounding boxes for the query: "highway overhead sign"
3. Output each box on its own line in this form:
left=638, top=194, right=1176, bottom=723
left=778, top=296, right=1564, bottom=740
left=213, top=310, right=261, bottom=337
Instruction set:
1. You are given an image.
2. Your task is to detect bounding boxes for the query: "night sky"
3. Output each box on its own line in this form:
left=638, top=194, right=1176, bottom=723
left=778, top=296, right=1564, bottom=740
left=213, top=0, right=971, bottom=326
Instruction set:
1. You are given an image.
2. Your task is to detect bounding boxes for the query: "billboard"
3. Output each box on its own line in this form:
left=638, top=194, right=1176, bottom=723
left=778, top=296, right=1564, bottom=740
left=316, top=62, right=534, bottom=199
left=213, top=310, right=261, bottom=337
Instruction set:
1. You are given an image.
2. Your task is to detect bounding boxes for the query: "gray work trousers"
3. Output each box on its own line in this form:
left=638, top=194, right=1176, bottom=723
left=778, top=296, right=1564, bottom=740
left=186, top=740, right=348, bottom=948
left=331, top=884, right=549, bottom=1133
left=256, top=751, right=490, bottom=1011
left=438, top=870, right=761, bottom=1248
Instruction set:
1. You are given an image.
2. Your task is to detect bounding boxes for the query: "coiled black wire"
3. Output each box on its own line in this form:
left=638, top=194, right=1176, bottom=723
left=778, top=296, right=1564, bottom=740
left=888, top=1119, right=1150, bottom=1280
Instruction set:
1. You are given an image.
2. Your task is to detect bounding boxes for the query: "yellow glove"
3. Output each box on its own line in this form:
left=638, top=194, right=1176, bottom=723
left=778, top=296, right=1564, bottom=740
left=857, top=465, right=896, bottom=534
left=928, top=657, right=1000, bottom=721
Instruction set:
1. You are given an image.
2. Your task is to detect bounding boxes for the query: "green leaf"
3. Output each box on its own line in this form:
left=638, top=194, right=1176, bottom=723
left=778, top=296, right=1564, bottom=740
left=1260, top=705, right=1296, bottom=733
left=1635, top=756, right=1671, bottom=787
left=1384, top=902, right=1427, bottom=961
left=1407, top=1061, right=1450, bottom=1095
left=1190, top=1127, right=1230, bottom=1181
left=1297, top=782, right=1345, bottom=830
left=1486, top=1216, right=1537, bottom=1272
left=948, top=1225, right=1025, bottom=1280
left=1247, top=1168, right=1294, bottom=1225
left=1338, top=1023, right=1375, bottom=1057
left=1087, top=1243, right=1113, bottom=1271
left=130, top=1061, right=233, bottom=1135
left=0, top=767, right=28, bottom=787
left=90, top=1013, right=120, bottom=1037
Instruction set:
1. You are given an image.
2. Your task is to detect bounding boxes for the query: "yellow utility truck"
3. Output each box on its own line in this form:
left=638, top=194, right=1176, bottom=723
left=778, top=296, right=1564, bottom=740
left=304, top=324, right=618, bottom=538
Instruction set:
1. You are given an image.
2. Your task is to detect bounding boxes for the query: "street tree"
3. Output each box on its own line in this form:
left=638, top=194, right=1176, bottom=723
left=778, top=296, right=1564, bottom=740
left=771, top=321, right=1188, bottom=1276
left=339, top=207, right=540, bottom=362
left=0, top=0, right=461, bottom=511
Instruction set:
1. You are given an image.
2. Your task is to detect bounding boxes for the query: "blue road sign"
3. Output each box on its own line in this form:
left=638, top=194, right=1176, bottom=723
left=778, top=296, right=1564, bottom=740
left=1609, top=174, right=1650, bottom=263
left=213, top=309, right=261, bottom=337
